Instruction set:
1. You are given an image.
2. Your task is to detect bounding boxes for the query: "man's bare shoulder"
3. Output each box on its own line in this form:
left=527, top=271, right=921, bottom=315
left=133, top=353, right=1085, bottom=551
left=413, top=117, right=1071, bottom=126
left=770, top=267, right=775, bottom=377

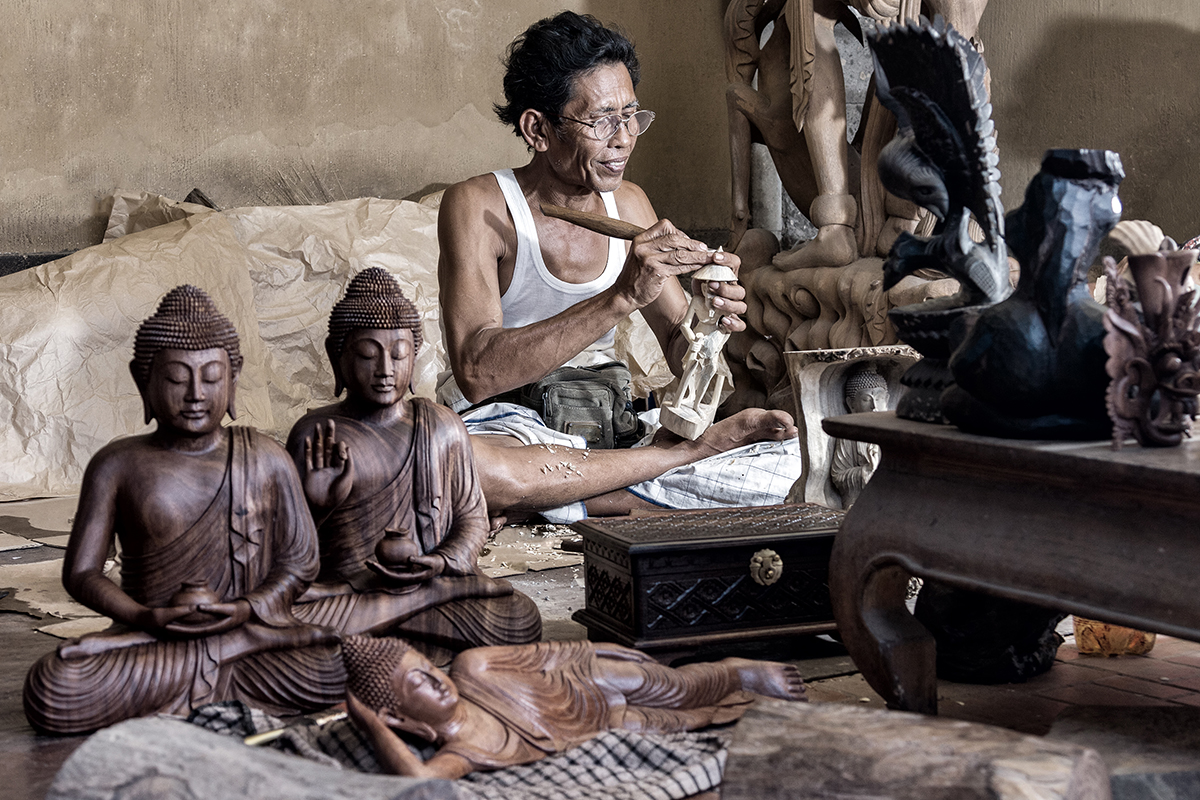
left=439, top=173, right=511, bottom=278
left=612, top=181, right=656, bottom=228
left=442, top=173, right=506, bottom=218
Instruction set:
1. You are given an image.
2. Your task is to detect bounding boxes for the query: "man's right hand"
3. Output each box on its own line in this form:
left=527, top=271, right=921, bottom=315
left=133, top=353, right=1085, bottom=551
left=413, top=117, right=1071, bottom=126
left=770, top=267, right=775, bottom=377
left=616, top=219, right=733, bottom=310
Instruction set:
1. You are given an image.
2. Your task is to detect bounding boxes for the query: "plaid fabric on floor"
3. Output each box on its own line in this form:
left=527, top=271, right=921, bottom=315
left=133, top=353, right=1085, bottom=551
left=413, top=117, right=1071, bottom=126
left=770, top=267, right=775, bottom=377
left=188, top=701, right=728, bottom=799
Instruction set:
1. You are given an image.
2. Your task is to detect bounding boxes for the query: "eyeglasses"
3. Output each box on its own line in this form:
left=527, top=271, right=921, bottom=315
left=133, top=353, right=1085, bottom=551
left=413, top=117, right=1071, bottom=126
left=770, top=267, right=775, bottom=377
left=555, top=109, right=656, bottom=141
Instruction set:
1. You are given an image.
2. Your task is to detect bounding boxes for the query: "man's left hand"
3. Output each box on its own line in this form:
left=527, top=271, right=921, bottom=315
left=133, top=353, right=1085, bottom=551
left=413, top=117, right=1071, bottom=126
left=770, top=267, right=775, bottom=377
left=694, top=253, right=748, bottom=333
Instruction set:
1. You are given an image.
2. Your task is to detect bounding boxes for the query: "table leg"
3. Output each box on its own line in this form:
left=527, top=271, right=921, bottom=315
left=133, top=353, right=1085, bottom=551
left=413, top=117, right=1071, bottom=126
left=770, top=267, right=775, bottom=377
left=830, top=538, right=938, bottom=714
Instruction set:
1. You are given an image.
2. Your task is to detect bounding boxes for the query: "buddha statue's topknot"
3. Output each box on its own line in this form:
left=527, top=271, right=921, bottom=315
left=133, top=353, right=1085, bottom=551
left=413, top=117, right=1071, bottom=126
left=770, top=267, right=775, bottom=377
left=342, top=634, right=413, bottom=717
left=131, top=285, right=243, bottom=387
left=844, top=365, right=888, bottom=400
left=327, top=268, right=423, bottom=361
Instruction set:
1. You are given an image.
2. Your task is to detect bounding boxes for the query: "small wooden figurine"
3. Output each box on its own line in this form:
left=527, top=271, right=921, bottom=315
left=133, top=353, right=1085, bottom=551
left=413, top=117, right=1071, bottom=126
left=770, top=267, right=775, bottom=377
left=25, top=286, right=343, bottom=735
left=660, top=263, right=737, bottom=440
left=1104, top=248, right=1200, bottom=447
left=287, top=267, right=542, bottom=660
left=342, top=634, right=806, bottom=779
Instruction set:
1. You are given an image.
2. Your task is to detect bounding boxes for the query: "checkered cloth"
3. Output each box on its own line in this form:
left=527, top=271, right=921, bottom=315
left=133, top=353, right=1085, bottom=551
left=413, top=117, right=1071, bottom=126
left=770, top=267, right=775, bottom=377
left=461, top=402, right=802, bottom=524
left=189, top=701, right=728, bottom=800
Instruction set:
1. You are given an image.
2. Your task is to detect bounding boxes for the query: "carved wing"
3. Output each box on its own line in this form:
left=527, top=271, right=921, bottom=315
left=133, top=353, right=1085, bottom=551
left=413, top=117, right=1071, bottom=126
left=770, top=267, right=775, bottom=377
left=867, top=15, right=1003, bottom=250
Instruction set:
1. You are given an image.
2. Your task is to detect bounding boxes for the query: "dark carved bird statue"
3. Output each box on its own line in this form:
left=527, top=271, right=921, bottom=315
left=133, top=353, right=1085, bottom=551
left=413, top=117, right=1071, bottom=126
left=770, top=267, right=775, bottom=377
left=867, top=15, right=1010, bottom=308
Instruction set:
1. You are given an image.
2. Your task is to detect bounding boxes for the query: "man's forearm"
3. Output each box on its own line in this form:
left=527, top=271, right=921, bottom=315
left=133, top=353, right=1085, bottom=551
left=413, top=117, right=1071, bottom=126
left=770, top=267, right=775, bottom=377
left=451, top=288, right=635, bottom=403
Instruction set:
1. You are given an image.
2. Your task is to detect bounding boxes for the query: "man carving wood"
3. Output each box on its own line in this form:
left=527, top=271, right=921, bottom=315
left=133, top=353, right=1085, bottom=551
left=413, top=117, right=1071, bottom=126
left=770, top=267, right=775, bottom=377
left=435, top=11, right=803, bottom=525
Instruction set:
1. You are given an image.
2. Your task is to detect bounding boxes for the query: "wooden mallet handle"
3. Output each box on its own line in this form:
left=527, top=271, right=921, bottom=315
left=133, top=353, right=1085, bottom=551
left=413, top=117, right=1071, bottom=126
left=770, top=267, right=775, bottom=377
left=540, top=203, right=647, bottom=241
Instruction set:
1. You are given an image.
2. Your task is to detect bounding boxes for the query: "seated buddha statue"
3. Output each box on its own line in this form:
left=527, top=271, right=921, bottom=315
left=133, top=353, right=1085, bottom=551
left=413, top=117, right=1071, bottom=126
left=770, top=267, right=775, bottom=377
left=830, top=365, right=888, bottom=507
left=23, top=286, right=499, bottom=735
left=341, top=635, right=807, bottom=779
left=286, top=268, right=541, bottom=662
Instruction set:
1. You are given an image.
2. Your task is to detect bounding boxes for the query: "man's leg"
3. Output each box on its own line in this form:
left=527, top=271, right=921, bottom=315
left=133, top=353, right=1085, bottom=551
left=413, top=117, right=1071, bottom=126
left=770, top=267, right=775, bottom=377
left=473, top=408, right=797, bottom=519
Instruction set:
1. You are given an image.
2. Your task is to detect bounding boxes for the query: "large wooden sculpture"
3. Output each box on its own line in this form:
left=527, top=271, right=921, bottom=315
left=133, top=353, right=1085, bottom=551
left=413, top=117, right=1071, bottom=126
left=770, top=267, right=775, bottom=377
left=865, top=15, right=1011, bottom=423
left=24, top=286, right=346, bottom=735
left=287, top=268, right=542, bottom=662
left=724, top=0, right=990, bottom=262
left=720, top=0, right=987, bottom=414
left=342, top=635, right=806, bottom=779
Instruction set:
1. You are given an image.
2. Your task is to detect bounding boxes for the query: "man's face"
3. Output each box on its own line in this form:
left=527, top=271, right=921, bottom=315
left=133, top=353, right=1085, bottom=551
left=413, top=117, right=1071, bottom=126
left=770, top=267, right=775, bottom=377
left=391, top=648, right=459, bottom=726
left=338, top=328, right=415, bottom=407
left=145, top=347, right=233, bottom=435
left=546, top=62, right=639, bottom=194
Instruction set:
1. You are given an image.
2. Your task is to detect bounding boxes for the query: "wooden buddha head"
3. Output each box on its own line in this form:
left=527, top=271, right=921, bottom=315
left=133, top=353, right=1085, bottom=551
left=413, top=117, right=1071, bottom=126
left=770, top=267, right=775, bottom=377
left=325, top=268, right=423, bottom=401
left=130, top=285, right=242, bottom=428
left=342, top=635, right=458, bottom=743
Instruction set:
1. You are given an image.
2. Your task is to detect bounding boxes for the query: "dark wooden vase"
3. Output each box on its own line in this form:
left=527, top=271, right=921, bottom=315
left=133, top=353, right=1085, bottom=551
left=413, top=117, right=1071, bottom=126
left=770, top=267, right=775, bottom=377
left=375, top=528, right=420, bottom=568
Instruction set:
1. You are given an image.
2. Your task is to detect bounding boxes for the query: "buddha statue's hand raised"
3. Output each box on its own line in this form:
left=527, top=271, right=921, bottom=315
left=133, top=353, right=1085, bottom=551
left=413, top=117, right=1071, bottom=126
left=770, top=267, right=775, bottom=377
left=301, top=421, right=355, bottom=514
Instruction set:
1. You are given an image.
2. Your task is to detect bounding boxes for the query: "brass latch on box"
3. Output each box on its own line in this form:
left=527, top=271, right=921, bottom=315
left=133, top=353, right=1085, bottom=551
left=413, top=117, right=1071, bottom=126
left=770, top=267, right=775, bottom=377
left=749, top=548, right=782, bottom=586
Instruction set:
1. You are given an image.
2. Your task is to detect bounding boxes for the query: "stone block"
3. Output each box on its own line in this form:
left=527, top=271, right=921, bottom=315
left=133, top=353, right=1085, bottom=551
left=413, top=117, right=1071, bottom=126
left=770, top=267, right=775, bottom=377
left=723, top=698, right=1110, bottom=799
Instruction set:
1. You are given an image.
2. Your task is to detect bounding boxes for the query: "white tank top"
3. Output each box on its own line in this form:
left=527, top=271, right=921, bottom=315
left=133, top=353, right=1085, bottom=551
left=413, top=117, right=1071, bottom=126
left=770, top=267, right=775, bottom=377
left=493, top=168, right=626, bottom=355
left=434, top=170, right=627, bottom=411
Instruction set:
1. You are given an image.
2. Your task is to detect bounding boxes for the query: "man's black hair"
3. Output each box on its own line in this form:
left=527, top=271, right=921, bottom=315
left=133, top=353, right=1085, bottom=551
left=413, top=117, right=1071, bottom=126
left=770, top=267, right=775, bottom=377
left=494, top=11, right=640, bottom=138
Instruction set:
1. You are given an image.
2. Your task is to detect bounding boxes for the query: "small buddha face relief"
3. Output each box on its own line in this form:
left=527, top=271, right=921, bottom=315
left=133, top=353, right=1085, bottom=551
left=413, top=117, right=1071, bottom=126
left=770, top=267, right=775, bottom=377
left=340, top=328, right=415, bottom=408
left=392, top=648, right=459, bottom=726
left=847, top=386, right=888, bottom=414
left=145, top=348, right=233, bottom=435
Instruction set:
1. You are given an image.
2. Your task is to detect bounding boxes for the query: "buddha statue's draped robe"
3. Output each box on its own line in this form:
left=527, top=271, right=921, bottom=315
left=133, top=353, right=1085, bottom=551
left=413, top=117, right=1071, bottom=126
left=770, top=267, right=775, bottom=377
left=441, top=641, right=753, bottom=770
left=830, top=436, right=880, bottom=507
left=24, top=428, right=345, bottom=735
left=292, top=398, right=540, bottom=655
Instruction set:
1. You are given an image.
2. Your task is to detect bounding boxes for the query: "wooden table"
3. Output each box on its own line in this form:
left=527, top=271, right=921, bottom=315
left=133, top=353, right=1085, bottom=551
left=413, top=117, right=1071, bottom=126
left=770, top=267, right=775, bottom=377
left=823, top=411, right=1200, bottom=714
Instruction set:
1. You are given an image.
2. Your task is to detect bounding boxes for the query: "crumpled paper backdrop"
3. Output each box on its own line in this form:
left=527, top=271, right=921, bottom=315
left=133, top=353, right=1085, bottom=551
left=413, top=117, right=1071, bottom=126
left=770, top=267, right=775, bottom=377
left=0, top=192, right=671, bottom=501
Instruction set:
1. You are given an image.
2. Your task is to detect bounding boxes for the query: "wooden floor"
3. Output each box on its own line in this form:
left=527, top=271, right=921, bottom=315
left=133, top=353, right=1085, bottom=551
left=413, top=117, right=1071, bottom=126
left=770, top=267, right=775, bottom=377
left=6, top=555, right=1200, bottom=798
left=808, top=632, right=1200, bottom=736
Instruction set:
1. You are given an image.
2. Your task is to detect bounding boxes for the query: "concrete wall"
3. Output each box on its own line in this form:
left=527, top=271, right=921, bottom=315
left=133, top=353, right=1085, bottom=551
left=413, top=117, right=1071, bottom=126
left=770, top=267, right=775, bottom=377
left=0, top=1, right=581, bottom=252
left=0, top=0, right=729, bottom=255
left=2, top=1, right=1194, bottom=255
left=610, top=0, right=731, bottom=238
left=979, top=1, right=1200, bottom=243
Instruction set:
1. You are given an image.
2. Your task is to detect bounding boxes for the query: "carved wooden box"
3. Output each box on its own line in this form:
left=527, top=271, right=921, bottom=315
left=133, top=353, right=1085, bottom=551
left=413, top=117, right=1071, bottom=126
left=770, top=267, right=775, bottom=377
left=571, top=504, right=842, bottom=654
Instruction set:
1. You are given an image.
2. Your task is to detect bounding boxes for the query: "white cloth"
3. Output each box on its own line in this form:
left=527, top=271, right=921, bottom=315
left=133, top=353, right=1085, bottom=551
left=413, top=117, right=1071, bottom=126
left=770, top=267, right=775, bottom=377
left=460, top=403, right=803, bottom=525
